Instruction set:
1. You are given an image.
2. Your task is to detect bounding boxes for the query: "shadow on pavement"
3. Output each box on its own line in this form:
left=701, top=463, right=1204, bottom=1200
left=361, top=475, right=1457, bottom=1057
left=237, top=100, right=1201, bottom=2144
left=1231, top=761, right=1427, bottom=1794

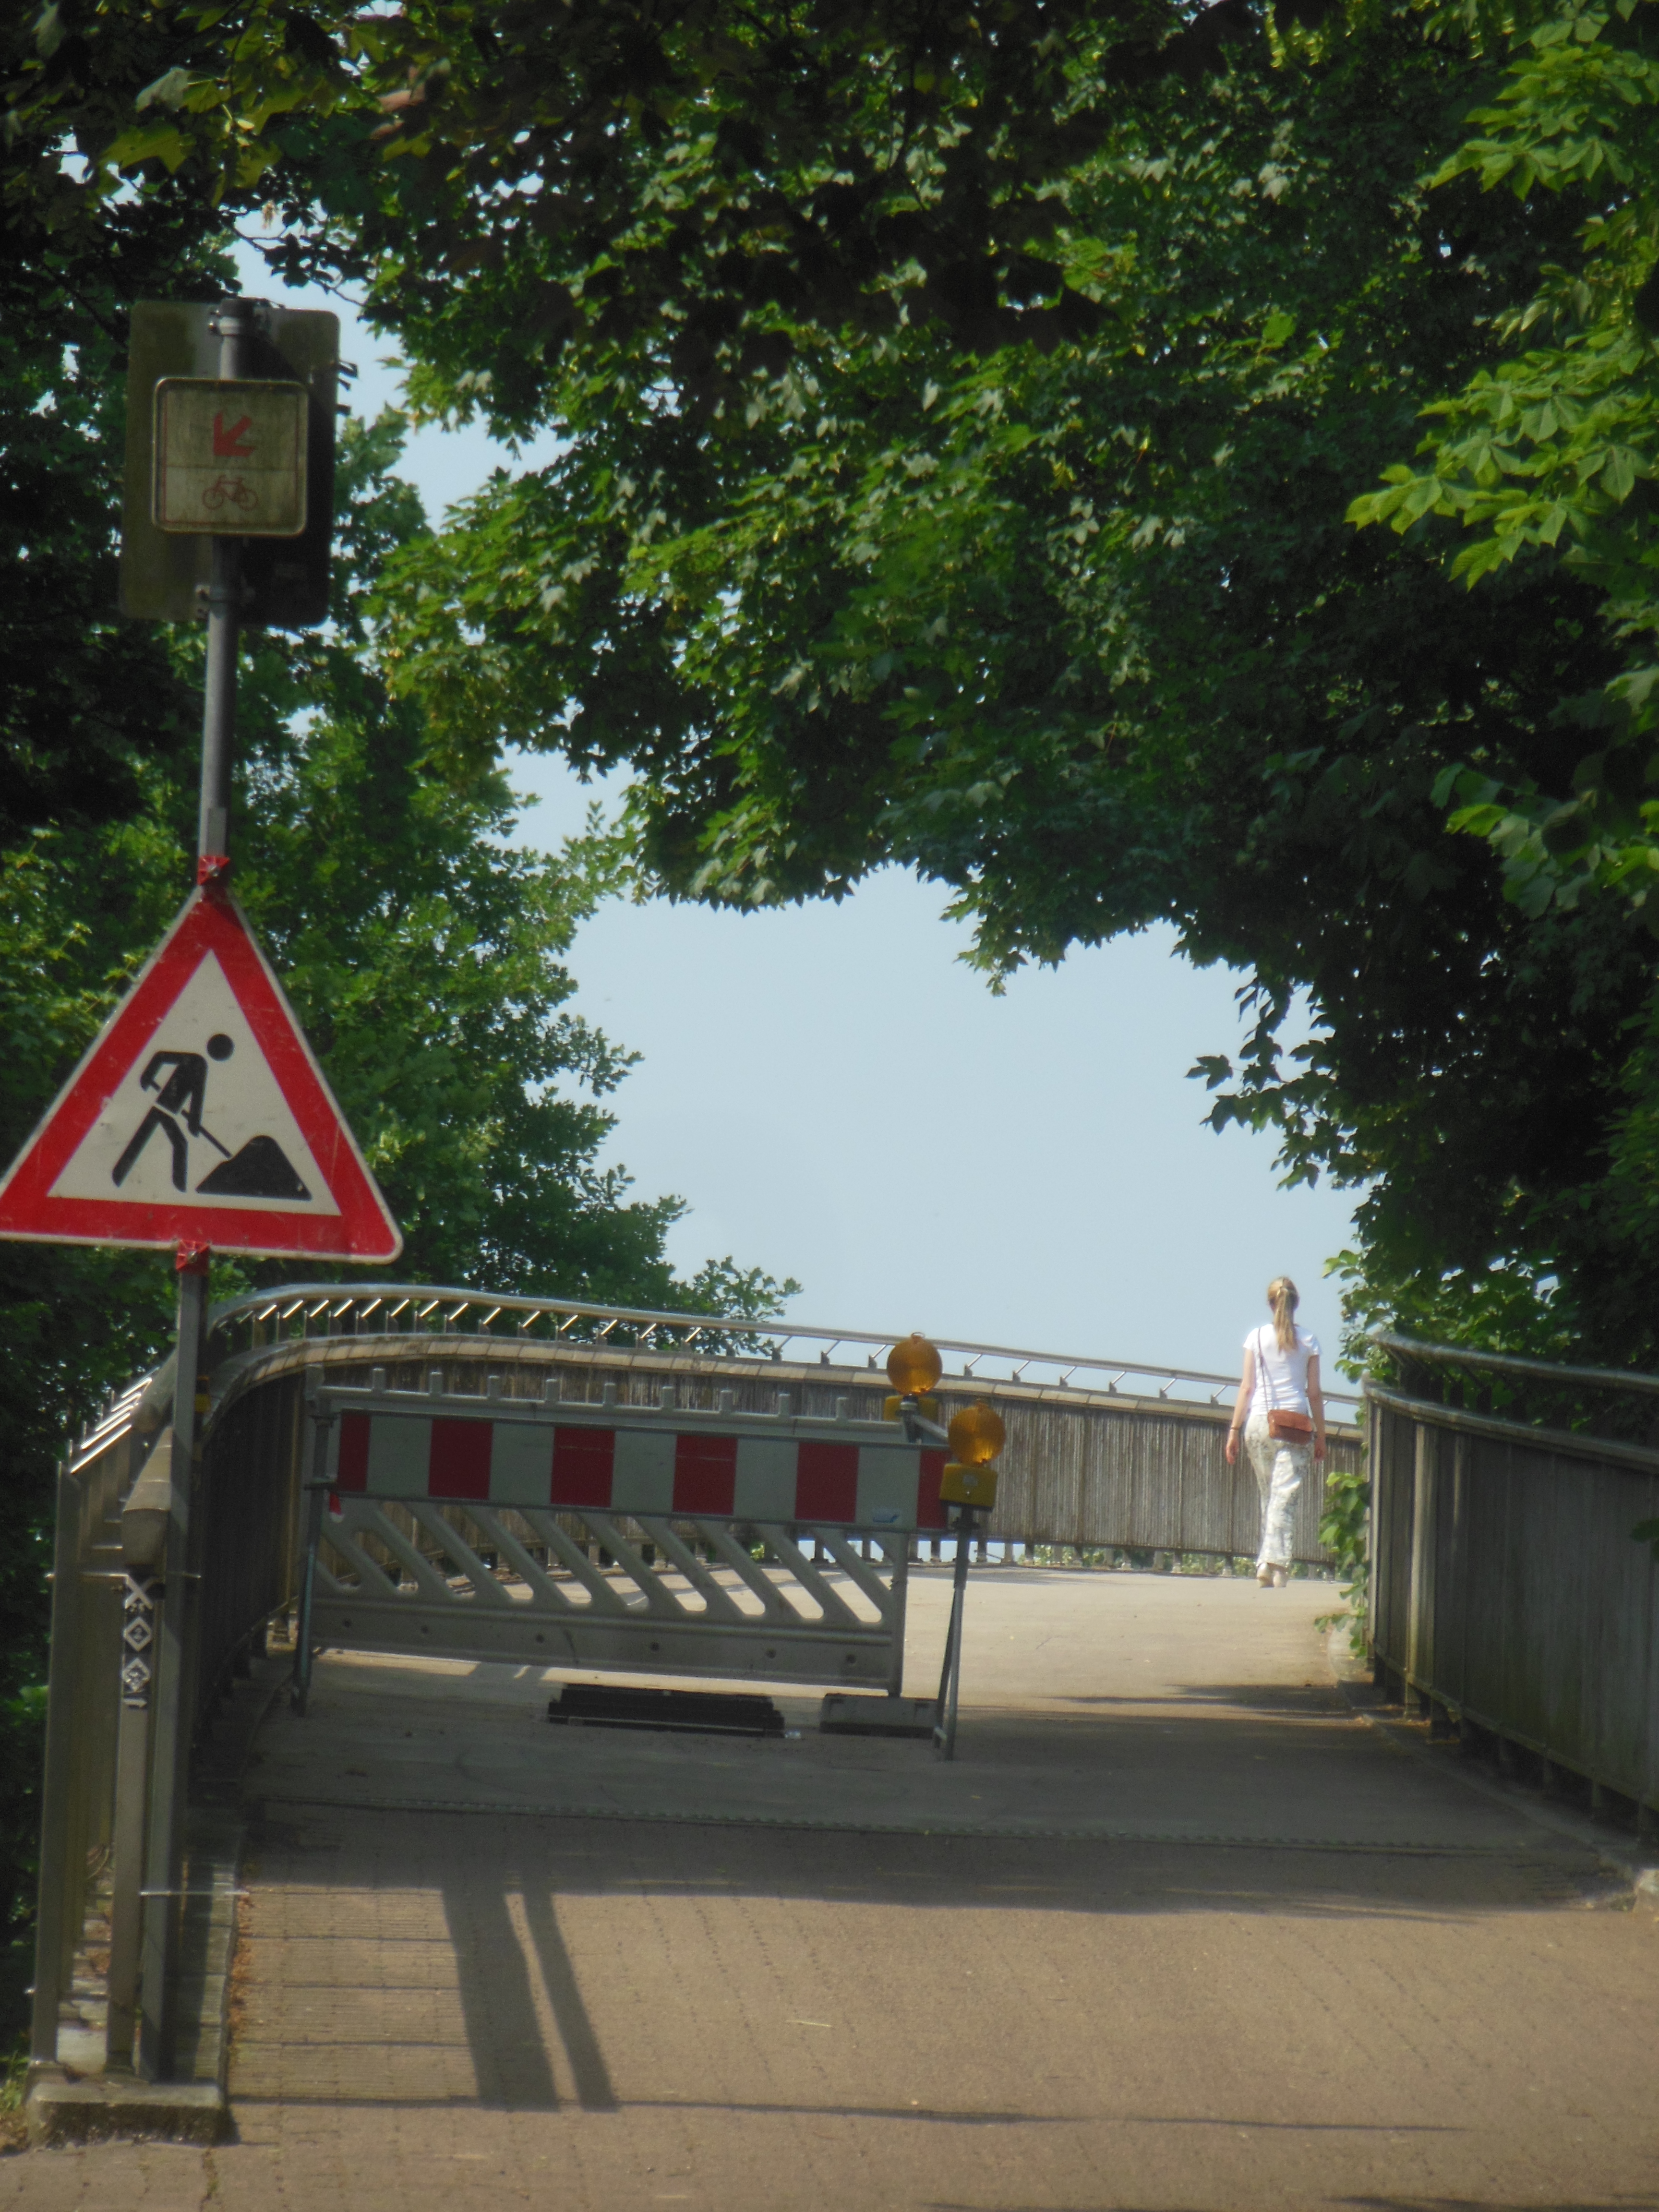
left=231, top=1804, right=1625, bottom=2118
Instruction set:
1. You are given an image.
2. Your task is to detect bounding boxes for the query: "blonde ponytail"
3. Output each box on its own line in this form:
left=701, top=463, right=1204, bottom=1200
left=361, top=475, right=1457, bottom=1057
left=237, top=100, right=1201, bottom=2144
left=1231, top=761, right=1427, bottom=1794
left=1266, top=1276, right=1299, bottom=1353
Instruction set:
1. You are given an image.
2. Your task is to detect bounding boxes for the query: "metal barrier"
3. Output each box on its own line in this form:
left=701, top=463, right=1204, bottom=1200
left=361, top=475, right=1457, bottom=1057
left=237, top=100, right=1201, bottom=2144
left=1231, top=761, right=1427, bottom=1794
left=299, top=1365, right=922, bottom=1694
left=1368, top=1337, right=1659, bottom=1824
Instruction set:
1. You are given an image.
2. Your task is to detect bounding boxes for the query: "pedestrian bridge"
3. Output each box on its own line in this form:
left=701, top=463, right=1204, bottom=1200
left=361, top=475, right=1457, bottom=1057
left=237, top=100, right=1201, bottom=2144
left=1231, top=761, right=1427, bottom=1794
left=24, top=1287, right=1659, bottom=2204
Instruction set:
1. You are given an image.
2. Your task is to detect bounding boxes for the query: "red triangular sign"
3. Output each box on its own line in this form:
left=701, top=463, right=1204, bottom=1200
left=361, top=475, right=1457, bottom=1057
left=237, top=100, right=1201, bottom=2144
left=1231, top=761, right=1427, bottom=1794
left=0, top=888, right=402, bottom=1261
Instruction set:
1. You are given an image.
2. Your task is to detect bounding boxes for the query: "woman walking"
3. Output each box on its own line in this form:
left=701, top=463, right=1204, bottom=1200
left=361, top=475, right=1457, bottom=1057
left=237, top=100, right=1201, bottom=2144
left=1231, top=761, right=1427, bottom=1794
left=1225, top=1276, right=1325, bottom=1587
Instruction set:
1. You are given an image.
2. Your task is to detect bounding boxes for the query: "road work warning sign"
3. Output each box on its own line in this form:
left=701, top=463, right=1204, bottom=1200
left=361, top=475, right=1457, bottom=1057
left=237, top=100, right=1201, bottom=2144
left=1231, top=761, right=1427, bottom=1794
left=0, top=889, right=401, bottom=1260
left=153, top=377, right=309, bottom=536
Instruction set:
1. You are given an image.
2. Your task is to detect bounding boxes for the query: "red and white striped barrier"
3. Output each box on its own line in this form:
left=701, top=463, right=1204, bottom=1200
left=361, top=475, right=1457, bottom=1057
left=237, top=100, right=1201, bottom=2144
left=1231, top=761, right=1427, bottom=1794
left=326, top=1407, right=948, bottom=1531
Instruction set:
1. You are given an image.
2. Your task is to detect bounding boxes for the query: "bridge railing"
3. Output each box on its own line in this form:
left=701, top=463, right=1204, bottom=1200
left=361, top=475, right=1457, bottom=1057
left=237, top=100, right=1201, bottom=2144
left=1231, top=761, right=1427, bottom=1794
left=204, top=1283, right=1364, bottom=1419
left=1368, top=1334, right=1659, bottom=1827
left=200, top=1308, right=1360, bottom=1568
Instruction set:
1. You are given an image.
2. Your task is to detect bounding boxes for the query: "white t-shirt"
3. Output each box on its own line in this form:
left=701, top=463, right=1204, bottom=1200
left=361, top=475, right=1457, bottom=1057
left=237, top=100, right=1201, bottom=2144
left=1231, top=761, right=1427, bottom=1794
left=1246, top=1323, right=1320, bottom=1419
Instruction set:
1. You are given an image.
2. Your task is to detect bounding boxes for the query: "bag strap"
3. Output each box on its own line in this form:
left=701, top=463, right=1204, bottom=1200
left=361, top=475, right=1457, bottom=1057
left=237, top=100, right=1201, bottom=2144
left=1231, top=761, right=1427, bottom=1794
left=1259, top=1325, right=1282, bottom=1409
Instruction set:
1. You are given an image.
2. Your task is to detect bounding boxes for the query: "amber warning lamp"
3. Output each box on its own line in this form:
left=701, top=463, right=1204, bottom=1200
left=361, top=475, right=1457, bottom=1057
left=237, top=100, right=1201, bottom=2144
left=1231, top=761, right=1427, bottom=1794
left=883, top=1332, right=942, bottom=1425
left=940, top=1399, right=1007, bottom=1509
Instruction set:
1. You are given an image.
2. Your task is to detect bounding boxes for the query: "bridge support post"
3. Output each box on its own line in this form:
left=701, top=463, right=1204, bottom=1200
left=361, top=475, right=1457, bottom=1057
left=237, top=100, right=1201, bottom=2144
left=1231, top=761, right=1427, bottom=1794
left=136, top=1262, right=209, bottom=2079
left=105, top=1567, right=162, bottom=2068
left=27, top=1468, right=84, bottom=2073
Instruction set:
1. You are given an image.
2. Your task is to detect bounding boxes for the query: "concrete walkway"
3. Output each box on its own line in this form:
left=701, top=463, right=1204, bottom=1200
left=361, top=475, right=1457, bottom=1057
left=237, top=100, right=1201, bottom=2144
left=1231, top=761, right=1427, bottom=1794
left=8, top=1570, right=1659, bottom=2210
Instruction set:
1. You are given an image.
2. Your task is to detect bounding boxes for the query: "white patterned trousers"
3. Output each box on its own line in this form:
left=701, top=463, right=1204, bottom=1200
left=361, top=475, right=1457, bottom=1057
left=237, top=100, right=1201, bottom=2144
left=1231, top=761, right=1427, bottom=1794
left=1245, top=1409, right=1309, bottom=1571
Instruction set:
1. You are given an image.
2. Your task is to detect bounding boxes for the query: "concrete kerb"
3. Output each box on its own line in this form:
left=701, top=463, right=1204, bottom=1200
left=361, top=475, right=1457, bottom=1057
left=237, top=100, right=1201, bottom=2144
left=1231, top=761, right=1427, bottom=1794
left=24, top=2075, right=228, bottom=2150
left=24, top=1657, right=288, bottom=2149
left=246, top=1791, right=1598, bottom=1855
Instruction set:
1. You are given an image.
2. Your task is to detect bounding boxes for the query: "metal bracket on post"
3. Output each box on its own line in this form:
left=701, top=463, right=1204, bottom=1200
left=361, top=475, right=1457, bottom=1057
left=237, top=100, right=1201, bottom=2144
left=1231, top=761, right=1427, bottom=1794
left=901, top=1400, right=950, bottom=1448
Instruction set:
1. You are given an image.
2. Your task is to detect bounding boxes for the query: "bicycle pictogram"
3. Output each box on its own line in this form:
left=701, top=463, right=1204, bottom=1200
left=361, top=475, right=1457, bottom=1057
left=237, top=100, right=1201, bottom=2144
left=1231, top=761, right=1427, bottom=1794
left=201, top=474, right=259, bottom=514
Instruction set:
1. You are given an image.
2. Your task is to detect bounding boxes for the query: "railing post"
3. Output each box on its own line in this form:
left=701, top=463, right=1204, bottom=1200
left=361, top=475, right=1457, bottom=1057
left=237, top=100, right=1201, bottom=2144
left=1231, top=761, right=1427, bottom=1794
left=1404, top=1421, right=1436, bottom=1717
left=290, top=1383, right=332, bottom=1716
left=1365, top=1390, right=1386, bottom=1683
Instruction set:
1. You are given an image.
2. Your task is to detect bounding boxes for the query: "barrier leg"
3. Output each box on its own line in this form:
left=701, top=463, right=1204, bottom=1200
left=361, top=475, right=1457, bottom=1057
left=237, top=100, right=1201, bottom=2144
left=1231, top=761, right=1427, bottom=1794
left=886, top=1543, right=910, bottom=1700
left=933, top=1507, right=976, bottom=1761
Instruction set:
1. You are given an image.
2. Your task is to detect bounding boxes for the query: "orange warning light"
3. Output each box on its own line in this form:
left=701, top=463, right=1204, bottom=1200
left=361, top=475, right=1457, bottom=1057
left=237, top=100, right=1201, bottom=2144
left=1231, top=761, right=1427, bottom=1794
left=947, top=1400, right=1006, bottom=1467
left=886, top=1333, right=943, bottom=1397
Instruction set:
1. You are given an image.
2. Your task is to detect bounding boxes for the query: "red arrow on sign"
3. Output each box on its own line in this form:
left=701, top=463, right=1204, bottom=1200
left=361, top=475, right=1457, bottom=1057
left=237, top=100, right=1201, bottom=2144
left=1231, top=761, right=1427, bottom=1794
left=213, top=411, right=255, bottom=458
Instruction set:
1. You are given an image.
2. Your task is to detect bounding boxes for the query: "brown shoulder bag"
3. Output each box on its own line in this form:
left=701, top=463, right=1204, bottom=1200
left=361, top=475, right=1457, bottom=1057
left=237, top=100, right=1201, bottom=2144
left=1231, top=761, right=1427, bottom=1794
left=1262, top=1328, right=1314, bottom=1442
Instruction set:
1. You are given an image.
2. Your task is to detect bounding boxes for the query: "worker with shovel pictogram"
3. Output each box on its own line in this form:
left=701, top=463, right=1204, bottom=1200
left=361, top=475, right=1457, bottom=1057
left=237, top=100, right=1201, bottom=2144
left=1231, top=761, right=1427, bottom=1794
left=111, top=1035, right=237, bottom=1191
left=110, top=1030, right=313, bottom=1200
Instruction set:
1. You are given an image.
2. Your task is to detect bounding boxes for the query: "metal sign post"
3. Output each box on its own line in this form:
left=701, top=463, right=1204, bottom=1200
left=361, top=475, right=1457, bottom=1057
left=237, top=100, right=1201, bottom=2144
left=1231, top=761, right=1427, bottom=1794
left=139, top=296, right=252, bottom=2080
left=192, top=300, right=256, bottom=870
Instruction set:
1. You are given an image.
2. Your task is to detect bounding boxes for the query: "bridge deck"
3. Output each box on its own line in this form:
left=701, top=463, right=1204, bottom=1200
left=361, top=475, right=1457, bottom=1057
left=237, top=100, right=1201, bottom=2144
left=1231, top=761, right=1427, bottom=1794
left=247, top=1570, right=1577, bottom=1851
left=12, top=1572, right=1658, bottom=2210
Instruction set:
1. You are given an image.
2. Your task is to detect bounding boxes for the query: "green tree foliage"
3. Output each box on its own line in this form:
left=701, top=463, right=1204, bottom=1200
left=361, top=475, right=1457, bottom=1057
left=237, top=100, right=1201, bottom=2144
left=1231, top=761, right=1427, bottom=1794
left=5, top=0, right=1291, bottom=421
left=1350, top=0, right=1659, bottom=928
left=361, top=2, right=1659, bottom=1374
left=0, top=248, right=206, bottom=842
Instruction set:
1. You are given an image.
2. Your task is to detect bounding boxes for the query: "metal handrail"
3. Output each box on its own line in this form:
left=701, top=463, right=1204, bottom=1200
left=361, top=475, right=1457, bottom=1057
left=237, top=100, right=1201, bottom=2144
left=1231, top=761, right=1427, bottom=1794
left=1365, top=1380, right=1659, bottom=1472
left=202, top=1280, right=1363, bottom=1410
left=1368, top=1328, right=1659, bottom=1401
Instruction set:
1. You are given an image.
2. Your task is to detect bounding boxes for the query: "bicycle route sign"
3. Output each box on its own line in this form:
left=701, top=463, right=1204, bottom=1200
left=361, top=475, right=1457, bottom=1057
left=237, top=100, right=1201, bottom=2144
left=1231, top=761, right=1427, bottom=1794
left=0, top=889, right=402, bottom=1261
left=153, top=377, right=309, bottom=537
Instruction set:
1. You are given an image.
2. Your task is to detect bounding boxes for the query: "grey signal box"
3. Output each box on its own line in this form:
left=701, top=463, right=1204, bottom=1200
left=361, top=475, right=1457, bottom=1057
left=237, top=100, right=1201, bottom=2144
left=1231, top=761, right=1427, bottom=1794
left=120, top=300, right=339, bottom=627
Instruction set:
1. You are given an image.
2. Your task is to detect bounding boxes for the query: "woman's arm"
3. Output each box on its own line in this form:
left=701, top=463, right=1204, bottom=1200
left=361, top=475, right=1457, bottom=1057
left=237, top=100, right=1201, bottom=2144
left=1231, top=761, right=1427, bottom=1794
left=1226, top=1346, right=1254, bottom=1465
left=1308, top=1350, right=1326, bottom=1461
